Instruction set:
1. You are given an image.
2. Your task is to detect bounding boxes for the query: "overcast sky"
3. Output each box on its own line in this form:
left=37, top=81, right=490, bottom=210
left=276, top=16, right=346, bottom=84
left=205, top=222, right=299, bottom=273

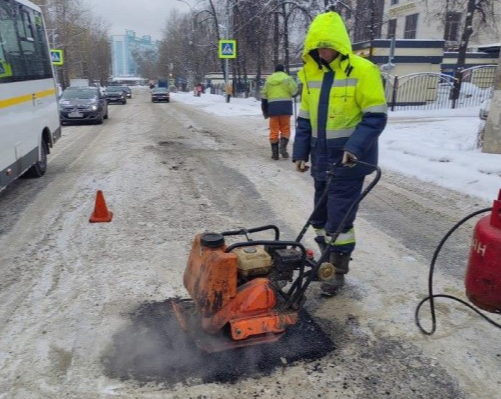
left=86, top=0, right=193, bottom=40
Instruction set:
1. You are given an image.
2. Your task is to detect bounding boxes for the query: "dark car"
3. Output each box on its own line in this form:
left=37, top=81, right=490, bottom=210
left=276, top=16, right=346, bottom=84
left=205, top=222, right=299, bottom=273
left=59, top=86, right=108, bottom=125
left=121, top=85, right=132, bottom=98
left=151, top=87, right=170, bottom=103
left=105, top=86, right=127, bottom=104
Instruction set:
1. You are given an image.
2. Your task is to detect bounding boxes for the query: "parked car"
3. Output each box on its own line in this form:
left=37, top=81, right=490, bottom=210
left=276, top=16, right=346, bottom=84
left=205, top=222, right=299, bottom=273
left=105, top=86, right=127, bottom=104
left=121, top=85, right=132, bottom=98
left=59, top=86, right=108, bottom=125
left=151, top=87, right=170, bottom=103
left=479, top=98, right=490, bottom=120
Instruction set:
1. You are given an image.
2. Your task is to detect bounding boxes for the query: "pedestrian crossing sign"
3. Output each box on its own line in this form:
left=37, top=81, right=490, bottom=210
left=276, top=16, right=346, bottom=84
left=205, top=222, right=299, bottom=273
left=50, top=49, right=64, bottom=66
left=218, top=40, right=237, bottom=59
left=0, top=60, right=12, bottom=78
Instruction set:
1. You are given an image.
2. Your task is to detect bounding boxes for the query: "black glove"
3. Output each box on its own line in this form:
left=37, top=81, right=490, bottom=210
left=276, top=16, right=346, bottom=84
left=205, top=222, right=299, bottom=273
left=261, top=99, right=269, bottom=119
left=342, top=151, right=357, bottom=167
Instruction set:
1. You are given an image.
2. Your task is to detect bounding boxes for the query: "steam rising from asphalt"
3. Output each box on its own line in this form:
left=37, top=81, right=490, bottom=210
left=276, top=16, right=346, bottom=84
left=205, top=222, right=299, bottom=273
left=102, top=300, right=334, bottom=386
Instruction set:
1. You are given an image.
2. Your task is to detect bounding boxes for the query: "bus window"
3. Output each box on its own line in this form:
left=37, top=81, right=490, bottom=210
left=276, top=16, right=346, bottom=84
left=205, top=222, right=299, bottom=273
left=0, top=1, right=51, bottom=82
left=19, top=9, right=34, bottom=42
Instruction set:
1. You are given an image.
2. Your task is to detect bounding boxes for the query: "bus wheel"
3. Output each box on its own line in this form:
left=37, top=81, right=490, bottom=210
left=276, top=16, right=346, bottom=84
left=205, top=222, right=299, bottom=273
left=25, top=140, right=48, bottom=178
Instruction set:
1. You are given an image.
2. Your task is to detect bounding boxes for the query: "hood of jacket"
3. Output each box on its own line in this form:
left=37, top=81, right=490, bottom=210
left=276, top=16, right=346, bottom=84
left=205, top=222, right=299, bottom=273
left=267, top=71, right=291, bottom=85
left=302, top=11, right=352, bottom=64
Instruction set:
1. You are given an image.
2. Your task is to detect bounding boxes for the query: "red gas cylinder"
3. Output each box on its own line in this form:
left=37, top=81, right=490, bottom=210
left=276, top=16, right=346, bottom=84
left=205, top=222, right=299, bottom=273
left=465, top=189, right=501, bottom=313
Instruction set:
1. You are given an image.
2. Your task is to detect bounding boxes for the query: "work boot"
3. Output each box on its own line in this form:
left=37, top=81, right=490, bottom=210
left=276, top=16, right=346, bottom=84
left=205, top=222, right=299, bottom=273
left=279, top=137, right=290, bottom=159
left=320, top=275, right=345, bottom=296
left=320, top=252, right=351, bottom=297
left=271, top=143, right=279, bottom=160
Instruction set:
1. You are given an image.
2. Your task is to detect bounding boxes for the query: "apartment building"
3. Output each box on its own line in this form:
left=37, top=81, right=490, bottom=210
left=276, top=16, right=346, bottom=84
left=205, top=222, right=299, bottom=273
left=111, top=30, right=159, bottom=79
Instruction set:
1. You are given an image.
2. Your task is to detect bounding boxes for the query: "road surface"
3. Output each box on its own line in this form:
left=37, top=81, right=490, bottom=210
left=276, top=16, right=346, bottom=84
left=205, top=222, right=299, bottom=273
left=0, top=87, right=498, bottom=398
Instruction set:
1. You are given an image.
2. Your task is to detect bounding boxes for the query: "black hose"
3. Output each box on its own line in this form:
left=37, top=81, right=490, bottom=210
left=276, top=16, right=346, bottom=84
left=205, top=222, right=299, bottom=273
left=414, top=206, right=501, bottom=335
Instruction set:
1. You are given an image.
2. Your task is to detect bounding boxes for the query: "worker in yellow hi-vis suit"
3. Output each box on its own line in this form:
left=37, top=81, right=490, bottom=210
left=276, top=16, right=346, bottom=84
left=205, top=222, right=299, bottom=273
left=293, top=11, right=387, bottom=296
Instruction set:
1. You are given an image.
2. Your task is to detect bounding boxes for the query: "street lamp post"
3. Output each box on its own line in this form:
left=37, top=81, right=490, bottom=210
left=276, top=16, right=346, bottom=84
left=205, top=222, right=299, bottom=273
left=216, top=0, right=233, bottom=101
left=46, top=28, right=58, bottom=48
left=45, top=28, right=61, bottom=89
left=218, top=24, right=229, bottom=94
left=176, top=0, right=196, bottom=89
left=226, top=1, right=231, bottom=94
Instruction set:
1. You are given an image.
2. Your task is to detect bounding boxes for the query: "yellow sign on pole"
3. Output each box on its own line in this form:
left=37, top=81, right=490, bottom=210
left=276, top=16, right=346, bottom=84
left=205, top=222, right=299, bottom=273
left=218, top=40, right=237, bottom=59
left=0, top=60, right=13, bottom=78
left=50, top=49, right=64, bottom=66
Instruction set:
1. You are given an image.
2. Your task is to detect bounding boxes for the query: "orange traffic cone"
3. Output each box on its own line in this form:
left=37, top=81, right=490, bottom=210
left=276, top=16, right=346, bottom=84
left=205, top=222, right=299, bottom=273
left=89, top=190, right=113, bottom=223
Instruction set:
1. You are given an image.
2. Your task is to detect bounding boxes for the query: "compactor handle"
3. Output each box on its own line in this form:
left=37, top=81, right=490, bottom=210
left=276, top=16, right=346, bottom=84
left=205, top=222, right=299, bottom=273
left=221, top=225, right=280, bottom=241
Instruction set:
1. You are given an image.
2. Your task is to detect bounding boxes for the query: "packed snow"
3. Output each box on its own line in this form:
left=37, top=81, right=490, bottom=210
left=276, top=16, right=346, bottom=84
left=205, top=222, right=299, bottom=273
left=171, top=90, right=501, bottom=203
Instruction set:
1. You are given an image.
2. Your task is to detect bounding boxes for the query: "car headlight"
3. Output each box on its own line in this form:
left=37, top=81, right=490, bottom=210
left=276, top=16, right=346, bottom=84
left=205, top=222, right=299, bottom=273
left=89, top=105, right=98, bottom=111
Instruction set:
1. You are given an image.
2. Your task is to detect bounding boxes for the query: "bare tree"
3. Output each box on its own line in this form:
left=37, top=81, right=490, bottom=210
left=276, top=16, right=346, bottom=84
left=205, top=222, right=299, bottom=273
left=131, top=47, right=159, bottom=84
left=33, top=0, right=111, bottom=88
left=424, top=0, right=500, bottom=104
left=269, top=1, right=316, bottom=72
left=160, top=0, right=319, bottom=94
left=323, top=0, right=386, bottom=61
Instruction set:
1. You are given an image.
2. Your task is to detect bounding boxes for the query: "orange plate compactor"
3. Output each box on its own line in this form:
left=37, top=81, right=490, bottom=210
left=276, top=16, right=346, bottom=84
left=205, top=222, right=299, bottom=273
left=172, top=162, right=382, bottom=352
left=171, top=226, right=328, bottom=352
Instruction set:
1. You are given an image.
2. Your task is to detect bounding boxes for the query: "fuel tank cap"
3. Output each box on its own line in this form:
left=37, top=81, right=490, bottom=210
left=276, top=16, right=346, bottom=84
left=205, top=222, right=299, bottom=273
left=200, top=232, right=225, bottom=248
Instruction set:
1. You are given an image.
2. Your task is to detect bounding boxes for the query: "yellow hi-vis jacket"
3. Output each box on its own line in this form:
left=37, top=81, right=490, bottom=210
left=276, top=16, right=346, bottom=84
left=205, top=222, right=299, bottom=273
left=292, top=11, right=387, bottom=180
left=261, top=71, right=298, bottom=116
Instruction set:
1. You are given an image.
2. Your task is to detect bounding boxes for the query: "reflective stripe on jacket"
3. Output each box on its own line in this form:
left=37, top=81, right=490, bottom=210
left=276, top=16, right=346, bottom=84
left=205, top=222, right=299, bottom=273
left=261, top=71, right=298, bottom=116
left=292, top=11, right=387, bottom=180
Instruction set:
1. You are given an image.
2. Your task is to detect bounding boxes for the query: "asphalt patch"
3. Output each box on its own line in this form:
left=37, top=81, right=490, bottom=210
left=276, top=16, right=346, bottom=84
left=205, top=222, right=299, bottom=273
left=103, top=299, right=334, bottom=386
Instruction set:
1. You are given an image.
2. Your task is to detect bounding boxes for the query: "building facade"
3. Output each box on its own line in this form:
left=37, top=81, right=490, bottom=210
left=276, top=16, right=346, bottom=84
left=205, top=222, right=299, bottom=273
left=381, top=0, right=500, bottom=50
left=340, top=0, right=500, bottom=52
left=343, top=0, right=500, bottom=79
left=111, top=30, right=159, bottom=79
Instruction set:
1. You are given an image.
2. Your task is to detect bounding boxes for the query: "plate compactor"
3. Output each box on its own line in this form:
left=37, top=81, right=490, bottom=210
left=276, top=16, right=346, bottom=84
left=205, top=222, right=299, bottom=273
left=172, top=227, right=321, bottom=353
left=172, top=162, right=381, bottom=353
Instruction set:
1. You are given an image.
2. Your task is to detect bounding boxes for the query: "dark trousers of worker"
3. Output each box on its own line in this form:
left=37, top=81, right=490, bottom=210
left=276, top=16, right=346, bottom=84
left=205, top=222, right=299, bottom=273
left=310, top=177, right=365, bottom=253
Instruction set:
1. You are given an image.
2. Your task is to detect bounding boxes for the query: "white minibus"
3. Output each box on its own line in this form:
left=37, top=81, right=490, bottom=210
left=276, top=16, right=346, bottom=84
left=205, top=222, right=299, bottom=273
left=0, top=0, right=61, bottom=193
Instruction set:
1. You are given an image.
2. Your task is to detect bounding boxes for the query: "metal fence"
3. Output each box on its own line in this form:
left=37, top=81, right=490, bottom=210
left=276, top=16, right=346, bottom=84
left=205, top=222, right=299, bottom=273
left=383, top=65, right=497, bottom=112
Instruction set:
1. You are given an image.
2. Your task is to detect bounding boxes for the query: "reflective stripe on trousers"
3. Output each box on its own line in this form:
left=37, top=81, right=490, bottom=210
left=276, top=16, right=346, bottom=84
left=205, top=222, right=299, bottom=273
left=314, top=227, right=355, bottom=247
left=311, top=177, right=365, bottom=253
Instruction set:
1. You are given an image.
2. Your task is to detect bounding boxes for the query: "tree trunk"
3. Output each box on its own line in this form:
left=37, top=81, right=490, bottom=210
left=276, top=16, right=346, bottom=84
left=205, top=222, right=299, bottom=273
left=282, top=3, right=290, bottom=73
left=273, top=12, right=280, bottom=66
left=451, top=0, right=475, bottom=107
